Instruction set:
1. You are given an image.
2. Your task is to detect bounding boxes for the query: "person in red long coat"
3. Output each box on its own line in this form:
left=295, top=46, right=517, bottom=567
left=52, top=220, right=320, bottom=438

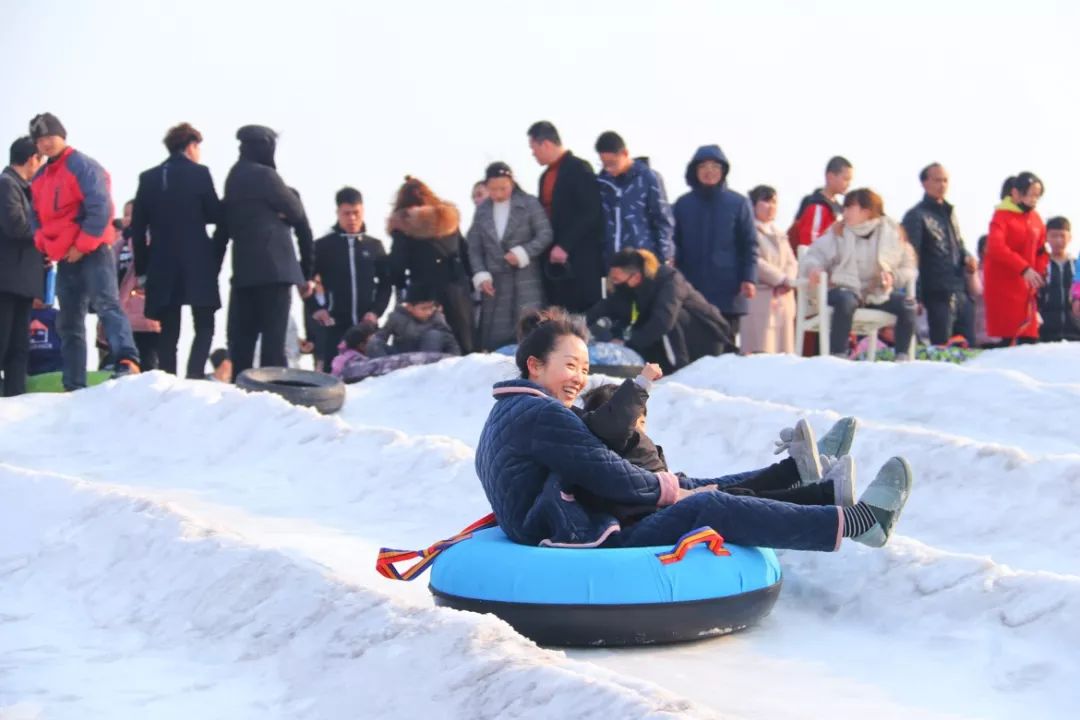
left=983, top=172, right=1049, bottom=343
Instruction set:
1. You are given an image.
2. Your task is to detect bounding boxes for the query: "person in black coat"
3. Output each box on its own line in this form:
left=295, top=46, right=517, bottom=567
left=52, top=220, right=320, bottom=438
left=130, top=123, right=222, bottom=378
left=310, top=187, right=392, bottom=372
left=386, top=176, right=474, bottom=354
left=901, top=163, right=978, bottom=346
left=214, top=125, right=315, bottom=378
left=0, top=137, right=44, bottom=396
left=527, top=121, right=605, bottom=313
left=586, top=248, right=735, bottom=373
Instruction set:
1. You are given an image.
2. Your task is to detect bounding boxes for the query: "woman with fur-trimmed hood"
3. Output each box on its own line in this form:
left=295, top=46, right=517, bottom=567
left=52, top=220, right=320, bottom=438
left=387, top=176, right=474, bottom=354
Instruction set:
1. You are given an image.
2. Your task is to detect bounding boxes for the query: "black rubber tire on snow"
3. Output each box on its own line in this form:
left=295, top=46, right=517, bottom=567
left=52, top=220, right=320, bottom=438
left=235, top=367, right=346, bottom=415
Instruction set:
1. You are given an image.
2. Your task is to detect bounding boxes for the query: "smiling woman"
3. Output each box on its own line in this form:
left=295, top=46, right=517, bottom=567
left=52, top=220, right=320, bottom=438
left=474, top=307, right=915, bottom=554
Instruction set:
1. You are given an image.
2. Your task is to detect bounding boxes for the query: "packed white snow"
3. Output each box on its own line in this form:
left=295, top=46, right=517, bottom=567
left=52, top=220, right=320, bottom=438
left=2, top=344, right=1078, bottom=719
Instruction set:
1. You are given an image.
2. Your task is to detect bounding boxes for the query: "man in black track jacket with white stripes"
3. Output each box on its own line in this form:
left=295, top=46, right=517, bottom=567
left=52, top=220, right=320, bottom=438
left=310, top=187, right=391, bottom=372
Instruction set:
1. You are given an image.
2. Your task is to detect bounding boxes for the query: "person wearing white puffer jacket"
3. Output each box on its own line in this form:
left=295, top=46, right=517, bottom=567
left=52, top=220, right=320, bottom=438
left=800, top=188, right=918, bottom=359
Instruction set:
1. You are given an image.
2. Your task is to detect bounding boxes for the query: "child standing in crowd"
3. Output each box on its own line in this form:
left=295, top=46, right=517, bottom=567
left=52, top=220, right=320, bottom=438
left=578, top=362, right=857, bottom=525
left=207, top=348, right=232, bottom=383
left=366, top=283, right=461, bottom=357
left=1039, top=217, right=1080, bottom=342
left=108, top=201, right=161, bottom=369
left=330, top=320, right=450, bottom=383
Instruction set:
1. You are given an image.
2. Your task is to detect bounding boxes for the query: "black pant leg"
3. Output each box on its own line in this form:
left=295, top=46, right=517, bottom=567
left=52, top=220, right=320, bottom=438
left=827, top=288, right=859, bottom=355
left=319, top=323, right=347, bottom=373
left=953, top=292, right=976, bottom=347
left=0, top=294, right=31, bottom=396
left=923, top=292, right=954, bottom=346
left=156, top=306, right=182, bottom=375
left=753, top=481, right=834, bottom=506
left=228, top=287, right=259, bottom=379
left=867, top=292, right=916, bottom=353
left=187, top=306, right=216, bottom=379
left=440, top=282, right=475, bottom=354
left=134, top=331, right=159, bottom=371
left=0, top=294, right=15, bottom=395
left=257, top=284, right=292, bottom=368
left=726, top=458, right=801, bottom=493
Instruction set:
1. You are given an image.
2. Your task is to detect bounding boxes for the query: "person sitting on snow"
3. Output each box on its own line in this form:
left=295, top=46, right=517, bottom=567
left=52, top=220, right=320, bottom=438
left=331, top=320, right=450, bottom=383
left=577, top=362, right=857, bottom=525
left=476, top=306, right=914, bottom=553
left=367, top=282, right=461, bottom=357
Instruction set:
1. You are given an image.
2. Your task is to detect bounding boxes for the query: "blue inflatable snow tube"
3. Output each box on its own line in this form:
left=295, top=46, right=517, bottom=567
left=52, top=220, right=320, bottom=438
left=429, top=527, right=782, bottom=647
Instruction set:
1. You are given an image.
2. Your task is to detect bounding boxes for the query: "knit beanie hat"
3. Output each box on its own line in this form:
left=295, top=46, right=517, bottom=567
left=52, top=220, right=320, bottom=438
left=29, top=113, right=67, bottom=141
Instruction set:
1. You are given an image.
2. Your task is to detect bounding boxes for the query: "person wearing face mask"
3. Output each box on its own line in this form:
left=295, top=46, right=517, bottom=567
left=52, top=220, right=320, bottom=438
left=983, top=172, right=1050, bottom=345
left=585, top=248, right=734, bottom=373
left=672, top=145, right=758, bottom=340
left=465, top=162, right=553, bottom=351
left=800, top=188, right=918, bottom=359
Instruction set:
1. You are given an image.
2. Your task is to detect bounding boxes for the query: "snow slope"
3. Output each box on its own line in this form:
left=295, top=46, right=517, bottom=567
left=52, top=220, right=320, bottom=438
left=2, top=344, right=1078, bottom=719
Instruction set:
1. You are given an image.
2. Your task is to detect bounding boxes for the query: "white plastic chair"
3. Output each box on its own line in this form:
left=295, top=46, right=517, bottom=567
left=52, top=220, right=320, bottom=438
left=794, top=247, right=916, bottom=360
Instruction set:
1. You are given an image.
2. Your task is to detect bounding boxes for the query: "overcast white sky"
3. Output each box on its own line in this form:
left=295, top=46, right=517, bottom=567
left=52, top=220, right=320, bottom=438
left=3, top=0, right=1077, bottom=249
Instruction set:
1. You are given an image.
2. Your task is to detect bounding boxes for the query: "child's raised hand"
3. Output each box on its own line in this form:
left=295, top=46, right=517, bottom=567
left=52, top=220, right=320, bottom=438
left=641, top=363, right=663, bottom=382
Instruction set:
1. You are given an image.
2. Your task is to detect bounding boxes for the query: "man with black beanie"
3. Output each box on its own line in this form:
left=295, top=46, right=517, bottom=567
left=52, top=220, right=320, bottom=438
left=214, top=125, right=315, bottom=378
left=0, top=137, right=44, bottom=395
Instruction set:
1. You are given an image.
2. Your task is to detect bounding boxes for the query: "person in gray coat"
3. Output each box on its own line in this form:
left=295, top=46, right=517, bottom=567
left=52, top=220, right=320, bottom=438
left=465, top=162, right=553, bottom=351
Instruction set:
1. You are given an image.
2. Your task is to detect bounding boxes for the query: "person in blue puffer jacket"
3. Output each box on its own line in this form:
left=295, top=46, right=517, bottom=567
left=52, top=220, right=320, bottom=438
left=595, top=131, right=675, bottom=267
left=475, top=307, right=914, bottom=551
left=673, top=145, right=759, bottom=339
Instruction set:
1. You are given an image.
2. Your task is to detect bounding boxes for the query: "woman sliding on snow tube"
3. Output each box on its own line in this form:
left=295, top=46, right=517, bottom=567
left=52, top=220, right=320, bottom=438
left=474, top=308, right=913, bottom=551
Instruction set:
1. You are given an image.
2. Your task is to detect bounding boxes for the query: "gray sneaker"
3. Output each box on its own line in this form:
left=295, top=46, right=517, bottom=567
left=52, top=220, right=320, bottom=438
left=818, top=416, right=858, bottom=457
left=785, top=419, right=823, bottom=485
left=822, top=454, right=856, bottom=507
left=852, top=457, right=913, bottom=548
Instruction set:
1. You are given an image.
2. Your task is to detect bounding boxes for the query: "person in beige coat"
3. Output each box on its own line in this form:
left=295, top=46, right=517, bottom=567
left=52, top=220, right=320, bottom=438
left=742, top=186, right=797, bottom=353
left=800, top=188, right=918, bottom=358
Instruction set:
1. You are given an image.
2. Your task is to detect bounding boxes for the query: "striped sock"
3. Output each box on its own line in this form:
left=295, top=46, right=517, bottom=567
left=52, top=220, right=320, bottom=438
left=842, top=502, right=878, bottom=538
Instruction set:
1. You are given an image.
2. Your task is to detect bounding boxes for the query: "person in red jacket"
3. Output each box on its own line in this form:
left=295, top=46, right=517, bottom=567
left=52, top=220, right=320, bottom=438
left=789, top=156, right=854, bottom=250
left=983, top=172, right=1049, bottom=344
left=28, top=113, right=140, bottom=389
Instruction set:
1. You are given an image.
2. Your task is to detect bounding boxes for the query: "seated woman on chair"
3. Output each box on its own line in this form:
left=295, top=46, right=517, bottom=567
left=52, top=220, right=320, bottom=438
left=800, top=189, right=918, bottom=360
